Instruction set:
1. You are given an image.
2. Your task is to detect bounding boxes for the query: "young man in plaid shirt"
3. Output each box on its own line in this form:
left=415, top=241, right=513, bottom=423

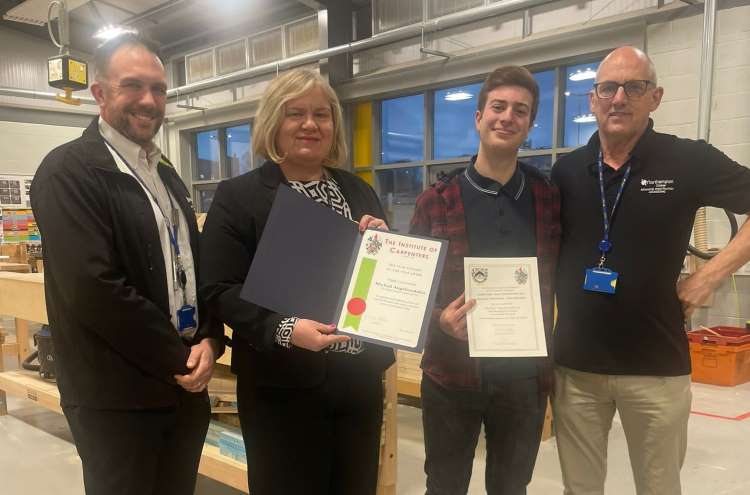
left=410, top=66, right=561, bottom=495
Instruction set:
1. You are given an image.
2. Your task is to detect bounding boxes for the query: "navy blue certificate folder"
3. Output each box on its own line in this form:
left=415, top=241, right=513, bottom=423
left=240, top=184, right=446, bottom=352
left=240, top=184, right=360, bottom=324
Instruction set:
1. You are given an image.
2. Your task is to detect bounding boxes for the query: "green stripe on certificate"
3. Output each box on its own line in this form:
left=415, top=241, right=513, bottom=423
left=343, top=257, right=377, bottom=330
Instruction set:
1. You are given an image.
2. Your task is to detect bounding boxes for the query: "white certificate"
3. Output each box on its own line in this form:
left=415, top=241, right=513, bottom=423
left=464, top=257, right=547, bottom=357
left=336, top=230, right=446, bottom=351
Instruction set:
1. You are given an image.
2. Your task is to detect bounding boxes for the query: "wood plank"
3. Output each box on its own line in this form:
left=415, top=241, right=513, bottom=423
left=217, top=326, right=232, bottom=366
left=15, top=318, right=31, bottom=363
left=541, top=399, right=554, bottom=441
left=0, top=370, right=62, bottom=414
left=397, top=378, right=421, bottom=398
left=0, top=272, right=47, bottom=324
left=0, top=328, right=7, bottom=413
left=0, top=370, right=252, bottom=492
left=199, top=444, right=249, bottom=493
left=377, top=364, right=397, bottom=495
left=0, top=262, right=31, bottom=273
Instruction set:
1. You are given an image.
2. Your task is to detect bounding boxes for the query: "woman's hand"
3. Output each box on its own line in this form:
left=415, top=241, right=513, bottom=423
left=291, top=319, right=350, bottom=352
left=358, top=215, right=389, bottom=233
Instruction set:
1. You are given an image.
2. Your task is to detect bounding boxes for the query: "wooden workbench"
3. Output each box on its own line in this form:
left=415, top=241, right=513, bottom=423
left=0, top=271, right=398, bottom=494
left=0, top=370, right=251, bottom=492
left=0, top=272, right=46, bottom=381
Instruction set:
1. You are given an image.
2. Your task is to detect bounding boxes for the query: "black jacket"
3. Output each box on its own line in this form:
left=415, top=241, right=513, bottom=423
left=200, top=161, right=395, bottom=388
left=31, top=119, right=223, bottom=409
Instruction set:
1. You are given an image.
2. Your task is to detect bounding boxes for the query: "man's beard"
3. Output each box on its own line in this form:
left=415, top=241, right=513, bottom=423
left=114, top=107, right=163, bottom=147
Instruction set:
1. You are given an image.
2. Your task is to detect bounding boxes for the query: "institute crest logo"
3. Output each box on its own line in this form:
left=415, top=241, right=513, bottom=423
left=365, top=233, right=382, bottom=255
left=471, top=267, right=488, bottom=284
left=514, top=267, right=528, bottom=285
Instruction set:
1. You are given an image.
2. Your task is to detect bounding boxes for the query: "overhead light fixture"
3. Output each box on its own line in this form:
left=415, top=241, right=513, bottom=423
left=93, top=25, right=137, bottom=41
left=444, top=91, right=473, bottom=102
left=573, top=113, right=596, bottom=124
left=564, top=91, right=571, bottom=97
left=568, top=68, right=596, bottom=82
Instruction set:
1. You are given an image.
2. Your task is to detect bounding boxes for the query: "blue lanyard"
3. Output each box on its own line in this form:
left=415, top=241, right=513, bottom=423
left=104, top=139, right=181, bottom=257
left=596, top=151, right=630, bottom=268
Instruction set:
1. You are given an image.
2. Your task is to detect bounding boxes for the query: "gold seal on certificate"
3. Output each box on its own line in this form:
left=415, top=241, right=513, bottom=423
left=336, top=230, right=446, bottom=351
left=464, top=257, right=548, bottom=358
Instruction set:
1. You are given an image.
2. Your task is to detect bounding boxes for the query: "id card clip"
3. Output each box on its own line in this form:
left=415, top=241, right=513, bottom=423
left=583, top=268, right=618, bottom=294
left=177, top=304, right=197, bottom=333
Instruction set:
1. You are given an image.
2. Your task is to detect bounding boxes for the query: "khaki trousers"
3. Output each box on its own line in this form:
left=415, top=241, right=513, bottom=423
left=552, top=366, right=691, bottom=495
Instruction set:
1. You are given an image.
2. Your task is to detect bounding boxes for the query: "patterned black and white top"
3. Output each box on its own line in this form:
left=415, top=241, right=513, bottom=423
left=274, top=177, right=364, bottom=355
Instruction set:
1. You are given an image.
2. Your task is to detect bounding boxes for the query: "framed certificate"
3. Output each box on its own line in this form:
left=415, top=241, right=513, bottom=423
left=241, top=185, right=447, bottom=352
left=464, top=257, right=548, bottom=358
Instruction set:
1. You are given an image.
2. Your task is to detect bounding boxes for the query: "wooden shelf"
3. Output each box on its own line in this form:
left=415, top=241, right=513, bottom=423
left=0, top=273, right=397, bottom=493
left=0, top=370, right=251, bottom=493
left=199, top=444, right=248, bottom=493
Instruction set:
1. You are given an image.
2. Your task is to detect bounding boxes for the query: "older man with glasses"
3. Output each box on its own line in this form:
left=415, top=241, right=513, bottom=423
left=551, top=46, right=750, bottom=494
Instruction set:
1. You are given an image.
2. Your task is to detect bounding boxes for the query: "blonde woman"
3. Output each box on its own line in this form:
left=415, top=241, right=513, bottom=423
left=199, top=68, right=394, bottom=495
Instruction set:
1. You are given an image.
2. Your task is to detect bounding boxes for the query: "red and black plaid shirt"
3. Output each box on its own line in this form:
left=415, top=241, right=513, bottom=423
left=410, top=163, right=561, bottom=390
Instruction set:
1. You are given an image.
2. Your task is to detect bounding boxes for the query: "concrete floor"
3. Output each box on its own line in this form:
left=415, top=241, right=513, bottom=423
left=1, top=380, right=749, bottom=494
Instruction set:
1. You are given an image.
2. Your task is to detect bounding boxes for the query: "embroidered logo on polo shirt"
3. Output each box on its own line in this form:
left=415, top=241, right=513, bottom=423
left=640, top=178, right=675, bottom=194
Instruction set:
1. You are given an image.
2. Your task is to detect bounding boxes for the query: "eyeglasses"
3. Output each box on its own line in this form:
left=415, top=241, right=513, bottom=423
left=593, top=80, right=653, bottom=99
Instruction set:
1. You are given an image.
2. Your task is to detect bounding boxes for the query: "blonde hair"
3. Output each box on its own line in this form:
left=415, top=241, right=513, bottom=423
left=252, top=68, right=347, bottom=167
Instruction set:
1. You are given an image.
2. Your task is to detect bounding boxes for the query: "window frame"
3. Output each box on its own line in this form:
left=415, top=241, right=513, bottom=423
left=190, top=119, right=255, bottom=212
left=349, top=54, right=606, bottom=204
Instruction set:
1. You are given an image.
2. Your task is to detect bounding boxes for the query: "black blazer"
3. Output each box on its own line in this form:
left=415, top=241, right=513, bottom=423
left=31, top=119, right=223, bottom=409
left=200, top=161, right=395, bottom=388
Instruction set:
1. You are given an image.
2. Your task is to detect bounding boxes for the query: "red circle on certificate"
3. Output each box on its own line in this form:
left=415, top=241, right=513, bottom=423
left=347, top=298, right=366, bottom=316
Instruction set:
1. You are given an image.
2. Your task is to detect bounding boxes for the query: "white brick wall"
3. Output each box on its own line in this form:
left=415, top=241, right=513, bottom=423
left=0, top=121, right=83, bottom=176
left=687, top=3, right=750, bottom=327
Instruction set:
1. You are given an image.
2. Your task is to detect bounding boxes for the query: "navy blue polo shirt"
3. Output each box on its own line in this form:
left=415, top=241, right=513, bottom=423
left=552, top=120, right=750, bottom=376
left=459, top=157, right=538, bottom=379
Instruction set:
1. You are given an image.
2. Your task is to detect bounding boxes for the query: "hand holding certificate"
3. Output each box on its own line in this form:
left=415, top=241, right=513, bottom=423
left=464, top=257, right=548, bottom=358
left=241, top=185, right=447, bottom=352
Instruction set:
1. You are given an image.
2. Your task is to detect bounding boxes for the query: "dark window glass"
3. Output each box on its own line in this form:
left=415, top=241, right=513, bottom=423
left=563, top=61, right=601, bottom=148
left=381, top=94, right=424, bottom=164
left=520, top=154, right=553, bottom=177
left=195, top=130, right=220, bottom=180
left=196, top=185, right=217, bottom=213
left=428, top=163, right=466, bottom=186
left=225, top=124, right=252, bottom=177
left=524, top=70, right=555, bottom=151
left=433, top=83, right=481, bottom=160
left=376, top=167, right=423, bottom=232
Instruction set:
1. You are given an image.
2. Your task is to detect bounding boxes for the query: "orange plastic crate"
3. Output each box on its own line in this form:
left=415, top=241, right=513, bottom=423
left=689, top=341, right=750, bottom=387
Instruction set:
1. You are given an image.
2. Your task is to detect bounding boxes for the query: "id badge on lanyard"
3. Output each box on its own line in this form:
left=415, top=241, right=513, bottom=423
left=170, top=207, right=197, bottom=334
left=104, top=140, right=197, bottom=332
left=583, top=152, right=630, bottom=295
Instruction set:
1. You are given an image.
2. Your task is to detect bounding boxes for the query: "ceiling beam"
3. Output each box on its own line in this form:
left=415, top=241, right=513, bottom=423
left=295, top=0, right=322, bottom=9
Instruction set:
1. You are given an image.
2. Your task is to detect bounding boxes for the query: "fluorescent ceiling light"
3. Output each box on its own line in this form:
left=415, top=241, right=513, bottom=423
left=573, top=113, right=596, bottom=124
left=444, top=91, right=473, bottom=102
left=568, top=68, right=596, bottom=82
left=93, top=25, right=137, bottom=41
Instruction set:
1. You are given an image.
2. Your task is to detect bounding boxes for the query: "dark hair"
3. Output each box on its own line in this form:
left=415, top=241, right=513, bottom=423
left=477, top=66, right=539, bottom=124
left=93, top=32, right=162, bottom=80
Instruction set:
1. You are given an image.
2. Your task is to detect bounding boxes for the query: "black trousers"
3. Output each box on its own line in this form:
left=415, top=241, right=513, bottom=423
left=62, top=389, right=210, bottom=495
left=421, top=373, right=547, bottom=495
left=236, top=354, right=384, bottom=495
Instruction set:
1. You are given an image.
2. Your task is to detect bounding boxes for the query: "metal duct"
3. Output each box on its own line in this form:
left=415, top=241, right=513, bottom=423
left=0, top=86, right=96, bottom=105
left=166, top=0, right=559, bottom=98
